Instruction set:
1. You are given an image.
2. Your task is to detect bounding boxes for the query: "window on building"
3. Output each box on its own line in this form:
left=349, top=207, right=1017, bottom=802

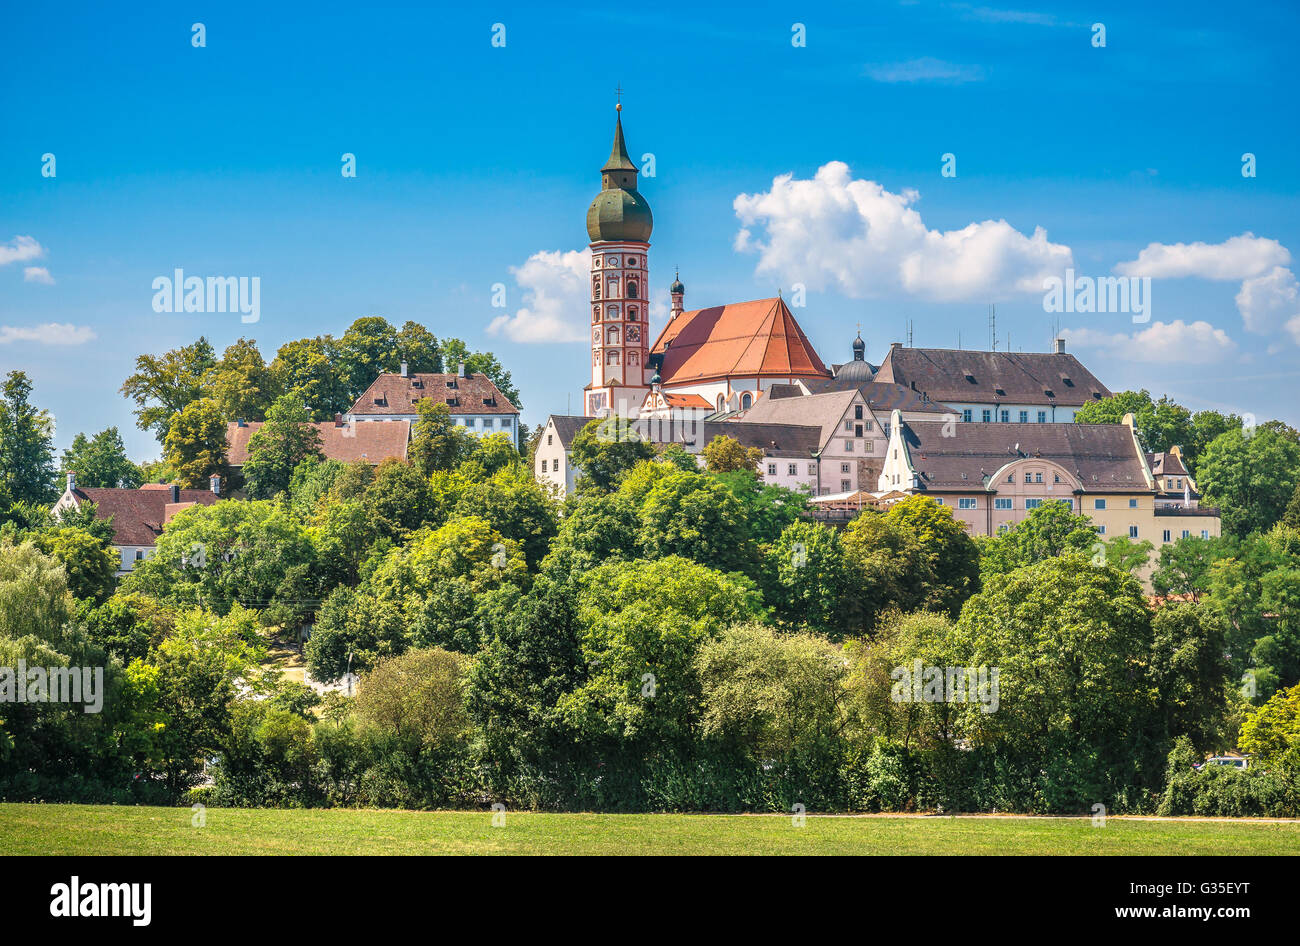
left=959, top=498, right=977, bottom=509
left=1024, top=472, right=1032, bottom=483
left=1053, top=474, right=1061, bottom=484
left=1201, top=530, right=1209, bottom=539
left=466, top=418, right=476, bottom=428
left=808, top=463, right=816, bottom=475
left=626, top=279, right=638, bottom=299
left=1019, top=410, right=1029, bottom=423
left=1037, top=411, right=1047, bottom=423
left=1034, top=472, right=1043, bottom=483
left=995, top=498, right=1013, bottom=509
left=1129, top=525, right=1139, bottom=539
left=1182, top=530, right=1190, bottom=539
left=841, top=463, right=851, bottom=474
left=1094, top=499, right=1107, bottom=510
left=864, top=421, right=873, bottom=431
left=546, top=434, right=552, bottom=446
left=962, top=409, right=972, bottom=422
left=854, top=405, right=863, bottom=420
left=864, top=441, right=874, bottom=453
left=1025, top=499, right=1043, bottom=509
left=135, top=550, right=144, bottom=561
left=845, top=440, right=854, bottom=451
left=844, top=420, right=854, bottom=432
left=982, top=410, right=992, bottom=422
left=841, top=480, right=851, bottom=492
left=788, top=463, right=798, bottom=476
left=1129, top=498, right=1137, bottom=508
left=1000, top=410, right=1010, bottom=422
left=855, top=424, right=863, bottom=437
left=741, top=393, right=752, bottom=409
left=1097, top=525, right=1107, bottom=535
left=1162, top=529, right=1171, bottom=542
left=627, top=307, right=638, bottom=321
left=934, top=497, right=945, bottom=505
left=767, top=463, right=777, bottom=476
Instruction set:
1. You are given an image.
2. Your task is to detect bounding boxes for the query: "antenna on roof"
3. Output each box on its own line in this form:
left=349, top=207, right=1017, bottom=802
left=906, top=319, right=913, bottom=347
left=989, top=304, right=997, bottom=351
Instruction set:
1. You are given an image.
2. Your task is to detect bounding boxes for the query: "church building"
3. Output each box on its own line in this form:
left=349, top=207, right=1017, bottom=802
left=582, top=106, right=830, bottom=419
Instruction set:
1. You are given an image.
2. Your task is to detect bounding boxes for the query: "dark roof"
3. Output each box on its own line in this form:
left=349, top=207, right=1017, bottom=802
left=701, top=421, right=821, bottom=458
left=226, top=420, right=409, bottom=466
left=816, top=378, right=948, bottom=413
left=350, top=373, right=518, bottom=416
left=899, top=421, right=1148, bottom=493
left=69, top=486, right=219, bottom=547
left=1147, top=451, right=1189, bottom=477
left=875, top=345, right=1111, bottom=407
left=547, top=415, right=597, bottom=448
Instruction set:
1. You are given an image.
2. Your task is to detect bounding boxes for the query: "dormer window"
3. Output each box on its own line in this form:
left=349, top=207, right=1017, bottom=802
left=447, top=397, right=459, bottom=407
left=446, top=380, right=457, bottom=389
left=1061, top=376, right=1074, bottom=387
left=964, top=373, right=976, bottom=384
left=994, top=388, right=1006, bottom=397
left=412, top=380, right=423, bottom=388
left=1043, top=389, right=1055, bottom=398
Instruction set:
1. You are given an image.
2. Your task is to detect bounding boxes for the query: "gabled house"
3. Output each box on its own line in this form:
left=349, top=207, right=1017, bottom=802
left=348, top=362, right=520, bottom=446
left=52, top=475, right=221, bottom=575
left=225, top=417, right=410, bottom=470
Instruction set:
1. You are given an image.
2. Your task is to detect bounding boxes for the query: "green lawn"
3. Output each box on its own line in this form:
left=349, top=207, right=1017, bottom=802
left=1, top=804, right=1298, bottom=854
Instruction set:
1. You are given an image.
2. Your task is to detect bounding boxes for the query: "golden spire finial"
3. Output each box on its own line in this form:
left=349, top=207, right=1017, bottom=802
left=615, top=82, right=623, bottom=112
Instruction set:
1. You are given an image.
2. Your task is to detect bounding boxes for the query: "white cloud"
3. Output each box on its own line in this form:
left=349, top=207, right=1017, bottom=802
left=1235, top=265, right=1300, bottom=337
left=23, top=266, right=54, bottom=285
left=733, top=161, right=1073, bottom=302
left=1115, top=233, right=1289, bottom=280
left=865, top=58, right=985, bottom=83
left=1061, top=319, right=1237, bottom=364
left=0, top=235, right=46, bottom=267
left=0, top=322, right=97, bottom=346
left=486, top=248, right=592, bottom=343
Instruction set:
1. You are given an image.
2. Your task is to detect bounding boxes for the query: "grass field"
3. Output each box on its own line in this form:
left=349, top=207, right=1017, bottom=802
left=1, top=804, right=1298, bottom=854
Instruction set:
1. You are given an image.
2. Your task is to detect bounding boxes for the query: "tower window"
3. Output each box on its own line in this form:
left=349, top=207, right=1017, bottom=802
left=627, top=280, right=639, bottom=299
left=627, top=307, right=638, bottom=321
left=592, top=277, right=601, bottom=300
left=606, top=351, right=620, bottom=366
left=741, top=393, right=752, bottom=409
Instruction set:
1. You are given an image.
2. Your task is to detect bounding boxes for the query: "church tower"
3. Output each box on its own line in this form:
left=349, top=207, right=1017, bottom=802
left=584, top=102, right=653, bottom=417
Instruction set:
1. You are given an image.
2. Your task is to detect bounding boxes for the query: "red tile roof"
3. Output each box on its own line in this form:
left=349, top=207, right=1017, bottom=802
left=225, top=420, right=410, bottom=467
left=69, top=486, right=219, bottom=547
left=661, top=392, right=713, bottom=410
left=650, top=297, right=831, bottom=386
left=349, top=373, right=518, bottom=416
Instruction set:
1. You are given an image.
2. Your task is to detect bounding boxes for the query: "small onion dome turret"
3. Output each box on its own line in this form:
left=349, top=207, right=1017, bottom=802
left=836, top=332, right=875, bottom=382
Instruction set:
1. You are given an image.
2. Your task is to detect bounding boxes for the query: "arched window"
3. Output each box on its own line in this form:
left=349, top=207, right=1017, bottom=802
left=607, top=305, right=619, bottom=320
left=607, top=278, right=619, bottom=298
left=592, top=277, right=601, bottom=300
left=627, top=306, right=638, bottom=321
left=628, top=351, right=640, bottom=367
left=627, top=279, right=639, bottom=299
left=592, top=306, right=600, bottom=323
left=606, top=351, right=620, bottom=366
left=606, top=326, right=620, bottom=345
left=741, top=392, right=752, bottom=409
left=716, top=395, right=725, bottom=412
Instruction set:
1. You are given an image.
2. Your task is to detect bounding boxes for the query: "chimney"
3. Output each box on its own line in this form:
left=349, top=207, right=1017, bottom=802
left=170, top=484, right=180, bottom=503
left=236, top=419, right=246, bottom=427
left=334, top=412, right=344, bottom=427
left=66, top=471, right=76, bottom=492
left=459, top=361, right=468, bottom=378
left=209, top=474, right=221, bottom=496
left=400, top=361, right=408, bottom=378
left=1053, top=337, right=1066, bottom=354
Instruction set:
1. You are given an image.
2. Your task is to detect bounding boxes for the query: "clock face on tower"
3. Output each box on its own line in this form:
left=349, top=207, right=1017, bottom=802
left=627, top=326, right=641, bottom=342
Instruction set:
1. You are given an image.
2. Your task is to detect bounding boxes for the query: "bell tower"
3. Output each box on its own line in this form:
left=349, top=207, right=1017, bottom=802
left=583, top=99, right=653, bottom=417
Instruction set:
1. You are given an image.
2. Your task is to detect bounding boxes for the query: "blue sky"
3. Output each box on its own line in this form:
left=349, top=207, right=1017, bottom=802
left=3, top=0, right=1299, bottom=461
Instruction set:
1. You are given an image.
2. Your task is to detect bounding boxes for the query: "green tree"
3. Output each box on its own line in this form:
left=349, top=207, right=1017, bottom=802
left=163, top=398, right=230, bottom=489
left=61, top=427, right=143, bottom=489
left=701, top=434, right=762, bottom=475
left=119, top=337, right=217, bottom=441
left=396, top=321, right=443, bottom=375
left=762, top=520, right=853, bottom=638
left=635, top=468, right=757, bottom=575
left=570, top=417, right=655, bottom=493
left=205, top=338, right=282, bottom=423
left=409, top=399, right=478, bottom=476
left=271, top=336, right=350, bottom=419
left=1239, top=684, right=1300, bottom=763
left=29, top=527, right=118, bottom=602
left=241, top=394, right=323, bottom=500
left=1197, top=425, right=1300, bottom=536
left=1150, top=602, right=1230, bottom=751
left=976, top=501, right=1097, bottom=579
left=0, top=370, right=57, bottom=505
left=336, top=316, right=400, bottom=403
left=354, top=648, right=471, bottom=749
left=1075, top=389, right=1193, bottom=455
